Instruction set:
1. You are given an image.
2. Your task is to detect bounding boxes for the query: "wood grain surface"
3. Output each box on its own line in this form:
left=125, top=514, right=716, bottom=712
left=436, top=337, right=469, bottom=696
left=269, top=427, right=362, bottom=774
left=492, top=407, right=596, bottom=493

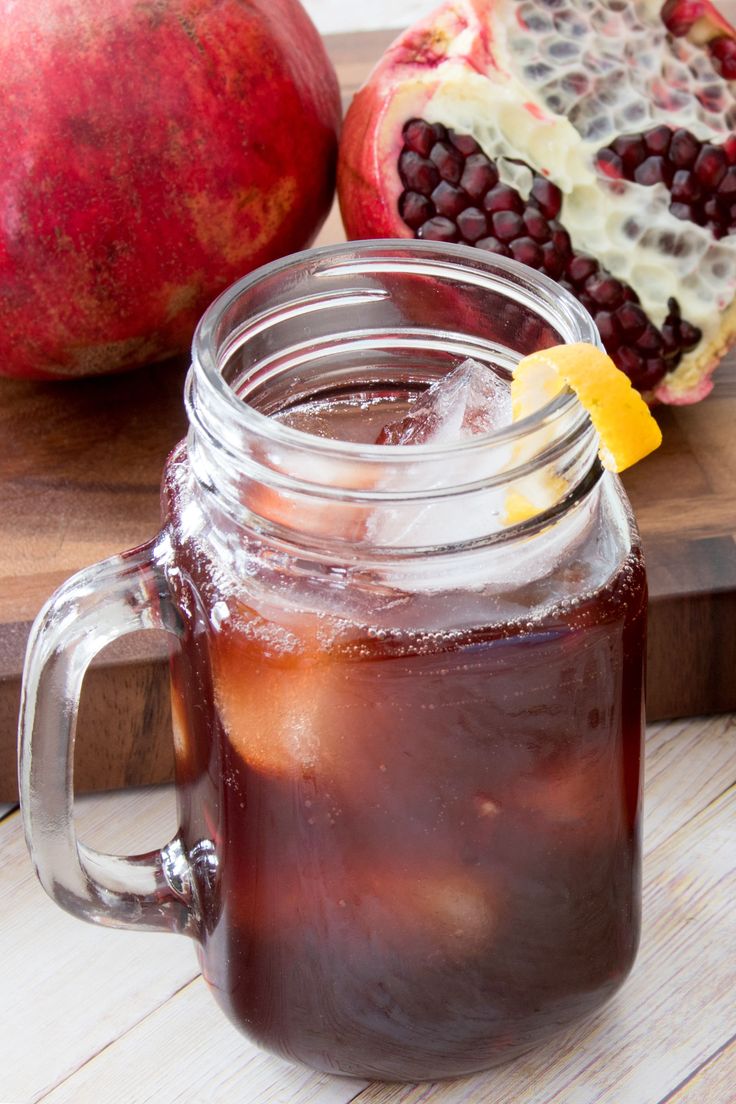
left=1, top=28, right=735, bottom=799
left=1, top=710, right=733, bottom=1103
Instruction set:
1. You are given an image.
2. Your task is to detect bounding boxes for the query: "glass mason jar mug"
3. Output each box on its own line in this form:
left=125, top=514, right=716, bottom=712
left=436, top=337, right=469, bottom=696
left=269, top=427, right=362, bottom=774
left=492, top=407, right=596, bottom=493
left=19, top=241, right=646, bottom=1083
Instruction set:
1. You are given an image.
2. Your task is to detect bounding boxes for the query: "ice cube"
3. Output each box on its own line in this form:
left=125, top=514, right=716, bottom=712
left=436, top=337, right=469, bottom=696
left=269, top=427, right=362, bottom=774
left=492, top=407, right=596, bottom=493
left=376, top=358, right=511, bottom=446
left=343, top=864, right=498, bottom=956
left=211, top=608, right=340, bottom=777
left=367, top=359, right=515, bottom=555
left=514, top=747, right=628, bottom=846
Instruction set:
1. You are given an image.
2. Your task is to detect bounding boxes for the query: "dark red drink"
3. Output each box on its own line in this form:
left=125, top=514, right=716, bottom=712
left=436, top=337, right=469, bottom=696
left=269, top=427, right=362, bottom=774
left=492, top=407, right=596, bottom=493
left=164, top=386, right=646, bottom=1081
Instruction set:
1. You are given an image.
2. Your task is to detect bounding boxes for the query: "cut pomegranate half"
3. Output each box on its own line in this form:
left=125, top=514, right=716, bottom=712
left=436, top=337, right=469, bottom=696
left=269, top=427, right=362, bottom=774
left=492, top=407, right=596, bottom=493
left=338, top=0, right=736, bottom=405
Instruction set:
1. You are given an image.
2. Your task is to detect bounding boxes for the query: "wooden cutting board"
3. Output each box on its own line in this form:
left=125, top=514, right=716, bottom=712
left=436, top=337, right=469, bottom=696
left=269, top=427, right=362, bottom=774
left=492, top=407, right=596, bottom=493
left=1, top=30, right=735, bottom=801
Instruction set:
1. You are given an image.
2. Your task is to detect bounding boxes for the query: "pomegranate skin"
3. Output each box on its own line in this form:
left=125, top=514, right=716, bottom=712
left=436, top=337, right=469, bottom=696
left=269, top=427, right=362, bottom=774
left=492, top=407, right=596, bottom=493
left=0, top=0, right=341, bottom=380
left=338, top=3, right=491, bottom=245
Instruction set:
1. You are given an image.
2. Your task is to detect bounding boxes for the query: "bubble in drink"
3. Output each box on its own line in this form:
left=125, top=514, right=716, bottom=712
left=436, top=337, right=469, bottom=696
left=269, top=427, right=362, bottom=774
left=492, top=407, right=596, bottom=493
left=376, top=358, right=512, bottom=446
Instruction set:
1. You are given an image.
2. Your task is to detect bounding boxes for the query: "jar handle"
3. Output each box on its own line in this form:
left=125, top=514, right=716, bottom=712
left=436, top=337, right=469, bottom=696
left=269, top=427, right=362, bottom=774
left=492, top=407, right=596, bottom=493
left=18, top=538, right=194, bottom=935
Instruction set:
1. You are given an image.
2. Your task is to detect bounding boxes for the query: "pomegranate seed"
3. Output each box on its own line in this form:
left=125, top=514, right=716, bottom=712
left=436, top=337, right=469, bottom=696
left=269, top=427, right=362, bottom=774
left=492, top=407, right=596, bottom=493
left=661, top=0, right=705, bottom=37
left=566, top=254, right=598, bottom=285
left=585, top=274, right=624, bottom=308
left=460, top=154, right=499, bottom=199
left=669, top=201, right=695, bottom=222
left=693, top=144, right=727, bottom=189
left=430, top=141, right=464, bottom=184
left=703, top=196, right=720, bottom=220
left=529, top=177, right=562, bottom=219
left=643, top=125, right=672, bottom=156
left=622, top=286, right=641, bottom=304
left=679, top=319, right=701, bottom=350
left=637, top=322, right=663, bottom=355
left=476, top=236, right=511, bottom=257
left=549, top=220, right=572, bottom=255
left=651, top=353, right=679, bottom=380
left=417, top=216, right=459, bottom=242
left=432, top=181, right=470, bottom=218
left=483, top=183, right=524, bottom=214
left=509, top=236, right=543, bottom=267
left=661, top=322, right=680, bottom=357
left=431, top=123, right=449, bottom=141
left=725, top=136, right=736, bottom=165
left=634, top=155, right=670, bottom=186
left=710, top=36, right=736, bottom=80
left=399, top=150, right=440, bottom=194
left=669, top=128, right=700, bottom=169
left=491, top=209, right=524, bottom=242
left=616, top=301, right=647, bottom=340
left=522, top=207, right=551, bottom=242
left=541, top=242, right=565, bottom=278
left=597, top=148, right=624, bottom=179
left=449, top=130, right=480, bottom=156
left=718, top=166, right=736, bottom=198
left=638, top=358, right=669, bottom=388
left=457, top=207, right=489, bottom=242
left=402, top=119, right=435, bottom=158
left=399, top=191, right=434, bottom=229
left=611, top=134, right=647, bottom=171
left=670, top=169, right=701, bottom=203
left=613, top=346, right=643, bottom=380
left=595, top=310, right=620, bottom=348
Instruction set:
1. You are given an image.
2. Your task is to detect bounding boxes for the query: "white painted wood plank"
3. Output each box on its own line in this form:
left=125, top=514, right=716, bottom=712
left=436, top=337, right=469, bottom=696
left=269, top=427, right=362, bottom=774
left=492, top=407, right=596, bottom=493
left=347, top=783, right=736, bottom=1104
left=643, top=713, right=736, bottom=855
left=664, top=1039, right=736, bottom=1103
left=0, top=788, right=198, bottom=1104
left=41, top=978, right=367, bottom=1104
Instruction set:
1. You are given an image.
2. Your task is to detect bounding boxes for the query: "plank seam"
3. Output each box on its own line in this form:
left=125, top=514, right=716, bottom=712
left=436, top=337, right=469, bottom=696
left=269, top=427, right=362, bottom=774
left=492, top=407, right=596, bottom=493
left=699, top=778, right=736, bottom=819
left=32, top=974, right=200, bottom=1104
left=656, top=1030, right=736, bottom=1104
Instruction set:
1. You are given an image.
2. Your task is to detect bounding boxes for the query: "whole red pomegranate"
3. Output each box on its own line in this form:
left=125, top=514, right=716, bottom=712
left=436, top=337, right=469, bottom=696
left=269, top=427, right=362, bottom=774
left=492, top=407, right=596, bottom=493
left=0, top=0, right=340, bottom=380
left=338, top=0, right=736, bottom=403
